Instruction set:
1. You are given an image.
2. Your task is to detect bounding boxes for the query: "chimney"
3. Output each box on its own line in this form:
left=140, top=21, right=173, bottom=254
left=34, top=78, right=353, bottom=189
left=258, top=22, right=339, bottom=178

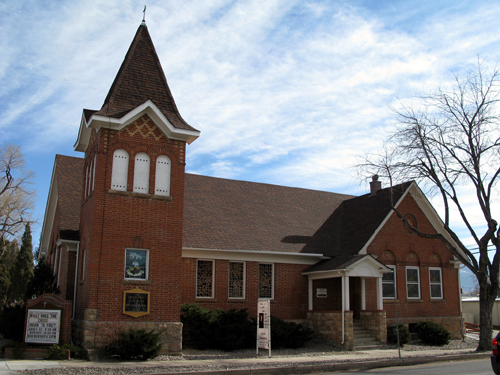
left=370, top=175, right=381, bottom=196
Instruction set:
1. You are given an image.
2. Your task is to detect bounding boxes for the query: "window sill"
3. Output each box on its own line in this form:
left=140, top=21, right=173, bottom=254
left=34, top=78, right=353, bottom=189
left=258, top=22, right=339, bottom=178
left=195, top=298, right=217, bottom=302
left=406, top=299, right=423, bottom=302
left=430, top=298, right=446, bottom=302
left=108, top=189, right=173, bottom=201
left=383, top=299, right=399, bottom=303
left=228, top=299, right=248, bottom=303
left=122, top=279, right=151, bottom=285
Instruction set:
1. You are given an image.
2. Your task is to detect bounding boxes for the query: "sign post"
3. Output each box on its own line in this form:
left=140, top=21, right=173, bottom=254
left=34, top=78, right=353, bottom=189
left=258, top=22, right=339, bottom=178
left=256, top=300, right=271, bottom=357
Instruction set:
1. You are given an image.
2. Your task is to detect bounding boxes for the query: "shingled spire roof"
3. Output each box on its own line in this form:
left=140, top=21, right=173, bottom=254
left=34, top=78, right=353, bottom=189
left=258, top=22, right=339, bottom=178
left=94, top=23, right=196, bottom=131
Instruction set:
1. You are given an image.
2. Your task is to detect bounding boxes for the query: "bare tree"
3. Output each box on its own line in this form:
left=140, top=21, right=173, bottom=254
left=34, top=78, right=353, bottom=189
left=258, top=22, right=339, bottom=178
left=0, top=145, right=35, bottom=257
left=357, top=60, right=500, bottom=351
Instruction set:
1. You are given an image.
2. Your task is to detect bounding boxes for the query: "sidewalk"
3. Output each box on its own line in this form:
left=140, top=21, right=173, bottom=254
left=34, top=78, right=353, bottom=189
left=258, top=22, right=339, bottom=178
left=0, top=348, right=491, bottom=375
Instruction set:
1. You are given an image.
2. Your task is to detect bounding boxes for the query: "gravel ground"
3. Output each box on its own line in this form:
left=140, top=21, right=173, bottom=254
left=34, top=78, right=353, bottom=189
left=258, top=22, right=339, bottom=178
left=13, top=337, right=481, bottom=375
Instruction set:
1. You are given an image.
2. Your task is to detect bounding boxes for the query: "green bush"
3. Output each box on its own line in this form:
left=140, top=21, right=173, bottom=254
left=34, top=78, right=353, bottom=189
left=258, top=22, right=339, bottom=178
left=100, top=327, right=163, bottom=360
left=387, top=323, right=411, bottom=345
left=416, top=321, right=450, bottom=346
left=269, top=316, right=314, bottom=349
left=0, top=304, right=26, bottom=342
left=181, top=304, right=254, bottom=351
left=181, top=304, right=313, bottom=351
left=45, top=344, right=87, bottom=360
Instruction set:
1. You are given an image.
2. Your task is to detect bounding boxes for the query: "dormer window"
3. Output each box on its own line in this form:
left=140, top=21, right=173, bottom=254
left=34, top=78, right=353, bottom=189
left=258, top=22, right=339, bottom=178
left=111, top=149, right=129, bottom=191
left=133, top=152, right=150, bottom=193
left=155, top=155, right=171, bottom=196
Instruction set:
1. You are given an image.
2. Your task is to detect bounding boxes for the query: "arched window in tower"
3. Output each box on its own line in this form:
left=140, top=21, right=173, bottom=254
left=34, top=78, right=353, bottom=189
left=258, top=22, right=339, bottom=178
left=155, top=155, right=171, bottom=196
left=133, top=152, right=150, bottom=193
left=111, top=149, right=129, bottom=191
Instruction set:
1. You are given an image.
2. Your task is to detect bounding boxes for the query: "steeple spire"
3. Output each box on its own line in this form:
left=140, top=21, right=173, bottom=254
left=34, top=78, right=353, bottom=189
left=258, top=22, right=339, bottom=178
left=94, top=23, right=196, bottom=131
left=142, top=1, right=147, bottom=24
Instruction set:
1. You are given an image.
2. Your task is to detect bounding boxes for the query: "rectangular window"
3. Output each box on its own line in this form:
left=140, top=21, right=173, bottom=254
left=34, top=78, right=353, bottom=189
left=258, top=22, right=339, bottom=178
left=124, top=249, right=149, bottom=280
left=228, top=261, right=245, bottom=299
left=382, top=265, right=396, bottom=299
left=406, top=266, right=420, bottom=299
left=196, top=260, right=214, bottom=298
left=429, top=267, right=443, bottom=299
left=259, top=263, right=274, bottom=299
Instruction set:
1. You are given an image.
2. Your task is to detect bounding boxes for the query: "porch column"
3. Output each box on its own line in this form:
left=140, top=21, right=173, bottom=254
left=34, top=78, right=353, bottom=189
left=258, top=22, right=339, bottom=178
left=361, top=278, right=366, bottom=310
left=376, top=276, right=383, bottom=310
left=344, top=275, right=350, bottom=311
left=308, top=278, right=313, bottom=311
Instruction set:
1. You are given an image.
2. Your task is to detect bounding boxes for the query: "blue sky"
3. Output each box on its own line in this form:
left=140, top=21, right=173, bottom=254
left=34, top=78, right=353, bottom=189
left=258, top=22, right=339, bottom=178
left=1, top=0, right=499, bottom=260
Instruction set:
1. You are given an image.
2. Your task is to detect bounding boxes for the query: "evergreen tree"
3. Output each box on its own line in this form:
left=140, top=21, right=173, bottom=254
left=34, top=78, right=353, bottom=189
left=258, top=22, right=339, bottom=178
left=0, top=239, right=17, bottom=304
left=25, top=259, right=60, bottom=300
left=8, top=223, right=34, bottom=303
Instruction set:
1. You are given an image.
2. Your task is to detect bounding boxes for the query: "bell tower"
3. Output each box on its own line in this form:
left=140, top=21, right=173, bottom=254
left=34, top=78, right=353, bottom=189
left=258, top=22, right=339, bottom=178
left=72, top=22, right=199, bottom=354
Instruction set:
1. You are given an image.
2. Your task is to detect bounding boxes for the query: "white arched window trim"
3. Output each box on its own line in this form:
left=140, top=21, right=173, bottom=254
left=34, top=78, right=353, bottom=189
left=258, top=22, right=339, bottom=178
left=155, top=155, right=171, bottom=196
left=133, top=152, right=150, bottom=194
left=111, top=149, right=129, bottom=191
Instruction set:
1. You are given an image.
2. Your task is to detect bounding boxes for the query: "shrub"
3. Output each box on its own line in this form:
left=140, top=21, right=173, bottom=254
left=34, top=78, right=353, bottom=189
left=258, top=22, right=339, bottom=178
left=181, top=304, right=313, bottom=351
left=269, top=316, right=314, bottom=349
left=45, top=344, right=87, bottom=360
left=387, top=323, right=411, bottom=345
left=0, top=304, right=26, bottom=341
left=416, top=321, right=450, bottom=346
left=100, top=327, right=163, bottom=360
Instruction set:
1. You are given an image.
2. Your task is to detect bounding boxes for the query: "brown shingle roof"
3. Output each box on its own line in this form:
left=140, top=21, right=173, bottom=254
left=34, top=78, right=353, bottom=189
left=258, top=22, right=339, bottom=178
left=94, top=23, right=197, bottom=132
left=183, top=174, right=353, bottom=252
left=55, top=155, right=83, bottom=237
left=303, top=181, right=412, bottom=273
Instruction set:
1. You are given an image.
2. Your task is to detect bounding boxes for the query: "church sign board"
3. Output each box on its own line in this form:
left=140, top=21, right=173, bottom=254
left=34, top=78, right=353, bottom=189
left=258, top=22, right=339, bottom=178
left=123, top=288, right=150, bottom=318
left=25, top=309, right=61, bottom=344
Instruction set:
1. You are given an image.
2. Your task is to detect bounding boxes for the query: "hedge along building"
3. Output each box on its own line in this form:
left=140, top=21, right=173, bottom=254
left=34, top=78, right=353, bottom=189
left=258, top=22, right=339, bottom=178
left=39, top=22, right=465, bottom=352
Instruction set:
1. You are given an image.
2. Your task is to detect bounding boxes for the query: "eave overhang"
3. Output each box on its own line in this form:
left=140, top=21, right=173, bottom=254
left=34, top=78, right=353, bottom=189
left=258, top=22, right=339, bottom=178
left=74, top=100, right=200, bottom=152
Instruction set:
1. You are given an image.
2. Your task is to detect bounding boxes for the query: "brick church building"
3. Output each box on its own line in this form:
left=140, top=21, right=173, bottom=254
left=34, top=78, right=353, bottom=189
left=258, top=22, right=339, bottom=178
left=39, top=22, right=465, bottom=353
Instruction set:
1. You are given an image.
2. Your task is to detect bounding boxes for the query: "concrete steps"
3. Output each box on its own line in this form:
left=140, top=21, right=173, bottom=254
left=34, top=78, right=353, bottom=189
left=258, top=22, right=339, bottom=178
left=352, top=321, right=386, bottom=350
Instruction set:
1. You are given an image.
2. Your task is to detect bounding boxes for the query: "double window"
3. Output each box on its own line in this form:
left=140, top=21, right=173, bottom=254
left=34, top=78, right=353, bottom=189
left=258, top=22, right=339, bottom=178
left=382, top=265, right=396, bottom=299
left=406, top=266, right=420, bottom=299
left=429, top=267, right=443, bottom=299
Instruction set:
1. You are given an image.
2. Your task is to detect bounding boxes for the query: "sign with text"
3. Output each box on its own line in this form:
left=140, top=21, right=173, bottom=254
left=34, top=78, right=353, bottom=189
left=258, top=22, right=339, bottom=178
left=25, top=309, right=61, bottom=344
left=257, top=300, right=271, bottom=356
left=123, top=288, right=150, bottom=318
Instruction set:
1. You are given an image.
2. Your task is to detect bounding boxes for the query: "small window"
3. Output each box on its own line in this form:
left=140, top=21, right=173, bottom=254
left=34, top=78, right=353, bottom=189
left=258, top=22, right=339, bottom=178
left=259, top=263, right=274, bottom=299
left=124, top=249, right=149, bottom=280
left=155, top=155, right=171, bottom=196
left=406, top=266, right=420, bottom=299
left=429, top=267, right=443, bottom=299
left=133, top=152, right=150, bottom=193
left=111, top=149, right=129, bottom=191
left=229, top=261, right=245, bottom=299
left=382, top=265, right=396, bottom=299
left=196, top=260, right=214, bottom=298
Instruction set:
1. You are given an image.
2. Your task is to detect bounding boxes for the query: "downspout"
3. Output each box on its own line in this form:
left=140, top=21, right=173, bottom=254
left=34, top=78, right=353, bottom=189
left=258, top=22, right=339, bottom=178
left=72, top=242, right=80, bottom=320
left=458, top=264, right=464, bottom=341
left=341, top=271, right=345, bottom=345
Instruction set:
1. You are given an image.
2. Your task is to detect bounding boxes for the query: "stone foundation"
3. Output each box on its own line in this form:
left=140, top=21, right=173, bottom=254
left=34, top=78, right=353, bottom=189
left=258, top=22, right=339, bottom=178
left=307, top=311, right=353, bottom=349
left=72, top=309, right=182, bottom=355
left=360, top=310, right=387, bottom=343
left=387, top=316, right=463, bottom=339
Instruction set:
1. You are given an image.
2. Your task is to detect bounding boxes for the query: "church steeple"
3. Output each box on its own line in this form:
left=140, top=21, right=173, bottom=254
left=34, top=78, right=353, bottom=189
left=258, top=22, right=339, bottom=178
left=95, top=23, right=196, bottom=131
left=75, top=23, right=199, bottom=152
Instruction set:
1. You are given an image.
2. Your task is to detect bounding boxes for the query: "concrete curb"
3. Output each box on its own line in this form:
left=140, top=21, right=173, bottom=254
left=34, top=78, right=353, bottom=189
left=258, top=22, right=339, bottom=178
left=139, top=352, right=491, bottom=375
